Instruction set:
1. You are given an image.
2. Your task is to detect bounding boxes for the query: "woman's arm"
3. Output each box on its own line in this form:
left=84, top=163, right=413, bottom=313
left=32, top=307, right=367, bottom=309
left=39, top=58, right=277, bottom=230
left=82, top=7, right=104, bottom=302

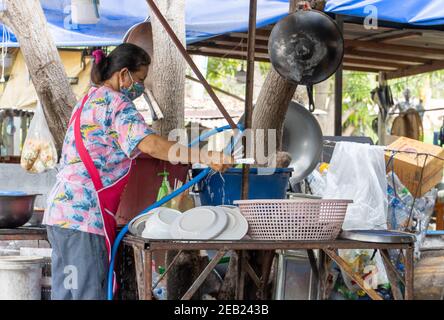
left=137, top=134, right=233, bottom=172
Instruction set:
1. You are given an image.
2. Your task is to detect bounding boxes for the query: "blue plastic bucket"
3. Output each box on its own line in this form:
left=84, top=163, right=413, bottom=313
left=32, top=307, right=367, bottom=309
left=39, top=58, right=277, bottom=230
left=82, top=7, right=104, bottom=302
left=193, top=168, right=293, bottom=206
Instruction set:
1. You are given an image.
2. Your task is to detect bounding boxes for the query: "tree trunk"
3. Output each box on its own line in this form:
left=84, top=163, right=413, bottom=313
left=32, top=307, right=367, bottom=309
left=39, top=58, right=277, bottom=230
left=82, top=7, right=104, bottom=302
left=252, top=71, right=296, bottom=151
left=227, top=0, right=328, bottom=300
left=0, top=0, right=76, bottom=154
left=252, top=0, right=326, bottom=151
left=150, top=0, right=186, bottom=136
left=148, top=0, right=205, bottom=300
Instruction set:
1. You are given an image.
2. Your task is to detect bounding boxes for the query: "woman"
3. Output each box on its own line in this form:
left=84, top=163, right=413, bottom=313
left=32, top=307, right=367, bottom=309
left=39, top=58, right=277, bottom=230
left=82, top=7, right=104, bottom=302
left=43, top=43, right=232, bottom=300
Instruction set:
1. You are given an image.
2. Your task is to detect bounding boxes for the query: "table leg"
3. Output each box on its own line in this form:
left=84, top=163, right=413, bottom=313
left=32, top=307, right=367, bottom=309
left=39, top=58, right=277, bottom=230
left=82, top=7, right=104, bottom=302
left=259, top=251, right=275, bottom=300
left=132, top=245, right=146, bottom=300
left=307, top=249, right=319, bottom=284
left=380, top=249, right=404, bottom=300
left=318, top=249, right=329, bottom=300
left=181, top=249, right=227, bottom=300
left=404, top=246, right=414, bottom=300
left=143, top=249, right=153, bottom=300
left=236, top=250, right=246, bottom=300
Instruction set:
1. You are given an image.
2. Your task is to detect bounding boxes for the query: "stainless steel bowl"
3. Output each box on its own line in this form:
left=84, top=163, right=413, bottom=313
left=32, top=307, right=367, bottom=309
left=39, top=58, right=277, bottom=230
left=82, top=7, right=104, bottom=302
left=282, top=101, right=323, bottom=182
left=0, top=194, right=41, bottom=228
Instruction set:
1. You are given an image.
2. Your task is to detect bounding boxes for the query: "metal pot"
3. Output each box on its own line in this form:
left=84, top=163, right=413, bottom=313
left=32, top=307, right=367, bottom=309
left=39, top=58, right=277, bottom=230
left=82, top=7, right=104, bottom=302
left=0, top=194, right=41, bottom=228
left=268, top=10, right=344, bottom=111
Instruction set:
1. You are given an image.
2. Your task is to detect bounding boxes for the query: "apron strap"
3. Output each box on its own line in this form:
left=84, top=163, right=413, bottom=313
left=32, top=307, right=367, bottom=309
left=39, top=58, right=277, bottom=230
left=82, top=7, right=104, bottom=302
left=73, top=89, right=104, bottom=191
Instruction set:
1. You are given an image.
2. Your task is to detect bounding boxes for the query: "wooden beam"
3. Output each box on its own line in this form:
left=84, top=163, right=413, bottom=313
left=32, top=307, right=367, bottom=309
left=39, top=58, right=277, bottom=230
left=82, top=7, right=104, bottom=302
left=385, top=59, right=444, bottom=79
left=376, top=31, right=423, bottom=43
left=343, top=65, right=380, bottom=73
left=343, top=58, right=404, bottom=69
left=201, top=39, right=269, bottom=51
left=324, top=249, right=383, bottom=300
left=345, top=49, right=430, bottom=64
left=200, top=34, right=269, bottom=48
left=230, top=29, right=270, bottom=41
left=187, top=49, right=269, bottom=62
left=181, top=250, right=227, bottom=300
left=189, top=43, right=269, bottom=55
left=346, top=40, right=444, bottom=56
left=356, top=30, right=422, bottom=43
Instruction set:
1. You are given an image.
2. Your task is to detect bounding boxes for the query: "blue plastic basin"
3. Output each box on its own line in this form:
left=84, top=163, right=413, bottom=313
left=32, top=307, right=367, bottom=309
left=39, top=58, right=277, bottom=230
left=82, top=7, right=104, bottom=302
left=192, top=167, right=293, bottom=206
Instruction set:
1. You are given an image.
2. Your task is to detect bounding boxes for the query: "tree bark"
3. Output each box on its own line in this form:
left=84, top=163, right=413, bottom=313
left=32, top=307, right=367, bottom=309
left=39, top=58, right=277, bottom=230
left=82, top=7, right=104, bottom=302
left=251, top=0, right=326, bottom=151
left=0, top=0, right=76, bottom=154
left=150, top=0, right=186, bottom=136
left=148, top=0, right=206, bottom=300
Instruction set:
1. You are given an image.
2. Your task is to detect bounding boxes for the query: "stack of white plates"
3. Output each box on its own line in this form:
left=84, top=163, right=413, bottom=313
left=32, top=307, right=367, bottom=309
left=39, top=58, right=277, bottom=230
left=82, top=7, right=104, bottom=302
left=141, top=206, right=248, bottom=240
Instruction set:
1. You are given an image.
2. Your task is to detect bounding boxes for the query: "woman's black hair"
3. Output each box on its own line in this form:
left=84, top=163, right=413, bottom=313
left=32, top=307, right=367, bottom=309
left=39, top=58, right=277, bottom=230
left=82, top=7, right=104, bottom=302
left=91, top=43, right=151, bottom=85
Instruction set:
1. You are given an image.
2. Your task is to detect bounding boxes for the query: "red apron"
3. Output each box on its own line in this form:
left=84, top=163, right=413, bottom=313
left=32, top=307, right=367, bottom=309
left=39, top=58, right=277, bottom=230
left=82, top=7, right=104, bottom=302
left=70, top=90, right=133, bottom=293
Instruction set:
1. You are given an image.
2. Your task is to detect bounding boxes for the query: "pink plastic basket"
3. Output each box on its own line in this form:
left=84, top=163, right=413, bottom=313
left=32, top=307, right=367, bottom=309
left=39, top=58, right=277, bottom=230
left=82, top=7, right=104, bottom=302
left=233, top=199, right=352, bottom=241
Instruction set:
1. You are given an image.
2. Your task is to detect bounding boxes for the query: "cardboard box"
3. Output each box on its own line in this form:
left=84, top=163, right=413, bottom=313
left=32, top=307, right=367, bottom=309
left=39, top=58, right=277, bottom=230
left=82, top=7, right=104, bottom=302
left=385, top=136, right=444, bottom=197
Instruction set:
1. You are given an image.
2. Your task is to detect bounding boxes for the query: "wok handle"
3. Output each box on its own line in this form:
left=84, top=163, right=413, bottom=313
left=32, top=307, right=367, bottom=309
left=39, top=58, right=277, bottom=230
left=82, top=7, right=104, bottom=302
left=307, top=84, right=315, bottom=112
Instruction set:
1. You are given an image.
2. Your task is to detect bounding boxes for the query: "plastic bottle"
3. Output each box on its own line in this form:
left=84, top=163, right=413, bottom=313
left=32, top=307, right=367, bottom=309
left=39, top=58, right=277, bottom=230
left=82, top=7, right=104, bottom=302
left=306, top=169, right=326, bottom=196
left=152, top=266, right=167, bottom=300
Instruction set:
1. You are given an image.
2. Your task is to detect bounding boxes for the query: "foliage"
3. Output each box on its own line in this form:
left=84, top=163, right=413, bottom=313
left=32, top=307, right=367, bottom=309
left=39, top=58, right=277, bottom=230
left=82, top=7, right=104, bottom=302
left=205, top=58, right=272, bottom=96
left=342, top=71, right=378, bottom=140
left=206, top=57, right=245, bottom=95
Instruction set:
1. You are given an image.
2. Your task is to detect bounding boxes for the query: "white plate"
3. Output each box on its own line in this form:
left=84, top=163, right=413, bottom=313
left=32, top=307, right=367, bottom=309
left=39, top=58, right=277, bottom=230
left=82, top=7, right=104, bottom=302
left=215, top=206, right=249, bottom=240
left=170, top=206, right=228, bottom=240
left=141, top=207, right=181, bottom=239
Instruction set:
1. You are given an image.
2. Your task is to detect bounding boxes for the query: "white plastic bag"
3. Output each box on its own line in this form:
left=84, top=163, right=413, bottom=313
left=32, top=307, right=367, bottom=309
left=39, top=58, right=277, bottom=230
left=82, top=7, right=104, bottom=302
left=20, top=102, right=58, bottom=174
left=322, top=142, right=389, bottom=288
left=323, top=142, right=388, bottom=230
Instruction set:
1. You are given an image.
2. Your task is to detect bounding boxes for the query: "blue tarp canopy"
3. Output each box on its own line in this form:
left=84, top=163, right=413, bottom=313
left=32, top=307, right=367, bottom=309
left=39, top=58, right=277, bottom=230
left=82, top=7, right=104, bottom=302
left=2, top=0, right=444, bottom=48
left=2, top=0, right=289, bottom=47
left=324, top=0, right=444, bottom=26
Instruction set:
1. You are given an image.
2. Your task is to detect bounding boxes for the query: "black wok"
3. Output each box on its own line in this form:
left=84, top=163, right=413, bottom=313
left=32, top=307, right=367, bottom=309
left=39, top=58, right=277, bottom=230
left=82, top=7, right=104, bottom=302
left=268, top=10, right=344, bottom=111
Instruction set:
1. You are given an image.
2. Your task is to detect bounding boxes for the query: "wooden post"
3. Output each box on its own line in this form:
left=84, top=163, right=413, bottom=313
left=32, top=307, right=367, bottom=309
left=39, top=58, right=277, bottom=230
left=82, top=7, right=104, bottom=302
left=0, top=0, right=77, bottom=154
left=378, top=72, right=387, bottom=145
left=241, top=0, right=257, bottom=200
left=334, top=14, right=344, bottom=136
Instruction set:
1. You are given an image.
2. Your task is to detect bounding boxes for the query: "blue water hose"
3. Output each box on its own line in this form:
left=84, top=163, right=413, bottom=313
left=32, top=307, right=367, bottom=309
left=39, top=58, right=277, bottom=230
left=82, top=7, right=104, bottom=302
left=107, top=124, right=242, bottom=300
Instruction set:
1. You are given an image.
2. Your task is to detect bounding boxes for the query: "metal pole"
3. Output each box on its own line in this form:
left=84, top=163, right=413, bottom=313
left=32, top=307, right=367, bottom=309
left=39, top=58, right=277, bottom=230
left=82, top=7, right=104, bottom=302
left=334, top=15, right=344, bottom=136
left=241, top=0, right=257, bottom=200
left=146, top=0, right=237, bottom=130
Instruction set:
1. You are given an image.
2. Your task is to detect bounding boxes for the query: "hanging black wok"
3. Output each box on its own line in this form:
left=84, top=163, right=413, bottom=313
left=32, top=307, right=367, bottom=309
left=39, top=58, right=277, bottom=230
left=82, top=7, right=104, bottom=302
left=268, top=10, right=344, bottom=111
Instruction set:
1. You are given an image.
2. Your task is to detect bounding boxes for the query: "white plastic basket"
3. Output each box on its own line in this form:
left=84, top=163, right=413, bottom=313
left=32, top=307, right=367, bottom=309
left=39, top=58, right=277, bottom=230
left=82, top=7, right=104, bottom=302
left=234, top=199, right=352, bottom=241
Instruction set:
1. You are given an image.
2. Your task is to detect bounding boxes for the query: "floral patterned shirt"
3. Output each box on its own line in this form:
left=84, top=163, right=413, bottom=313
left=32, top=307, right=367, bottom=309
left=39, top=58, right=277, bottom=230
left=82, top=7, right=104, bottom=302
left=43, top=86, right=154, bottom=236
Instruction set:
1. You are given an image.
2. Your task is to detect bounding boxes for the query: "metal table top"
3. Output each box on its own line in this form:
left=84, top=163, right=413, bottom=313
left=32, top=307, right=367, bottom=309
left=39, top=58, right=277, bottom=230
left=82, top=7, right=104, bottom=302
left=123, top=234, right=414, bottom=251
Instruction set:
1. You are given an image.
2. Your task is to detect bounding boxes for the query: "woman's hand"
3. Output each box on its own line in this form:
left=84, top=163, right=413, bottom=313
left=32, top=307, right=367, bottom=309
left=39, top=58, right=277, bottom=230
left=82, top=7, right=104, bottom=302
left=203, top=151, right=233, bottom=172
left=138, top=135, right=233, bottom=172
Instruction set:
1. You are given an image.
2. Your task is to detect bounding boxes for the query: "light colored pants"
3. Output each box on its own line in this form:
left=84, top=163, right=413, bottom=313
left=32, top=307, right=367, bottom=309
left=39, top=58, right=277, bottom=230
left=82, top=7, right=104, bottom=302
left=46, top=225, right=108, bottom=300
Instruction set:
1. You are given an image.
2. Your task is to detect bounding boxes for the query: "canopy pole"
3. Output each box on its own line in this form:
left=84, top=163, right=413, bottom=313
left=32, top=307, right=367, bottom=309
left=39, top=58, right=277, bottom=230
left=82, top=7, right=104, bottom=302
left=334, top=14, right=344, bottom=136
left=241, top=0, right=257, bottom=200
left=378, top=72, right=387, bottom=145
left=145, top=0, right=237, bottom=130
